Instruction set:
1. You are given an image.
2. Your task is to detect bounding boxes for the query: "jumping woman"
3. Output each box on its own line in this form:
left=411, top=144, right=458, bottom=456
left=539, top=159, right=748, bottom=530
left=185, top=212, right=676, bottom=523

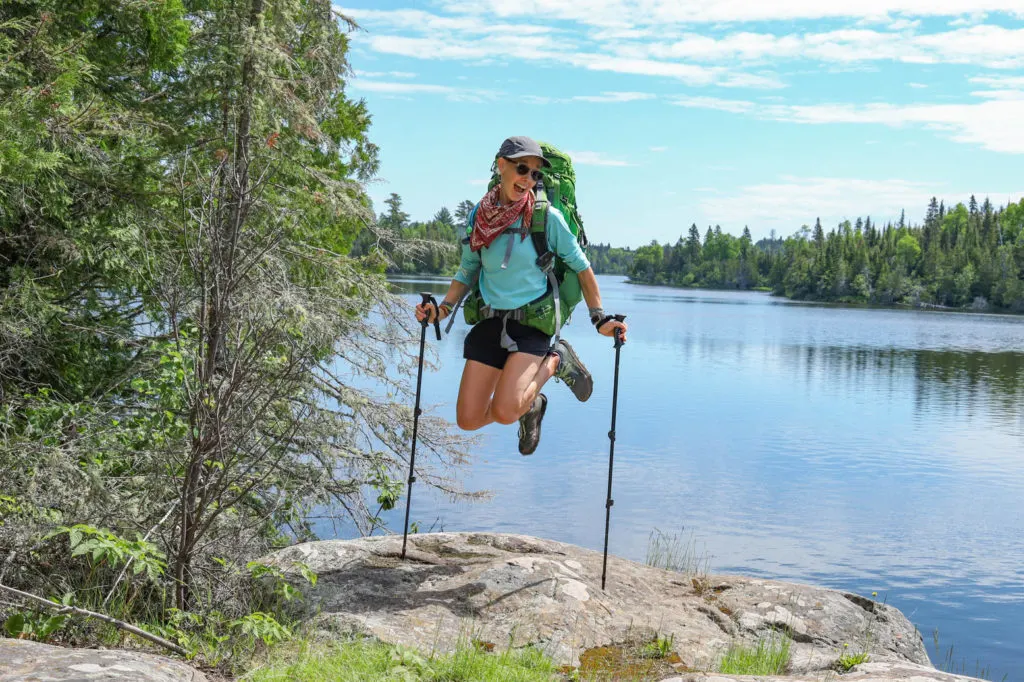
left=415, top=135, right=628, bottom=455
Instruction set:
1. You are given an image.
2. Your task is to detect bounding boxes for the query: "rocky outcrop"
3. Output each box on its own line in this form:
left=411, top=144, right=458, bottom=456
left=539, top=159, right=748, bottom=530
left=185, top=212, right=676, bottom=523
left=0, top=639, right=208, bottom=681
left=259, top=532, right=952, bottom=678
left=664, top=662, right=987, bottom=682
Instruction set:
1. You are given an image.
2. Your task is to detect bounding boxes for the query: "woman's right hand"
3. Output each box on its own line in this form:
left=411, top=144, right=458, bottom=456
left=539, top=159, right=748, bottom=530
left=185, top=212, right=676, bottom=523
left=415, top=301, right=446, bottom=324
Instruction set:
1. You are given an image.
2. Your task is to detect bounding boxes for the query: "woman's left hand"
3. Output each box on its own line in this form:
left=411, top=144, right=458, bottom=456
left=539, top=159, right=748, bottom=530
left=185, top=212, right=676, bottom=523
left=597, top=317, right=628, bottom=342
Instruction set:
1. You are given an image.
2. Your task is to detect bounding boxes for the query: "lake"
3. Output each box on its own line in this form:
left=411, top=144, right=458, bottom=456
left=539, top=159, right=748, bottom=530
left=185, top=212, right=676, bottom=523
left=360, top=274, right=1024, bottom=680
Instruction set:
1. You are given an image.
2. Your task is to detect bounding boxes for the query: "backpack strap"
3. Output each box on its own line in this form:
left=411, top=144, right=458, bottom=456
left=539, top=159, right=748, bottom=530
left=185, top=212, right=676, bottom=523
left=530, top=184, right=561, bottom=346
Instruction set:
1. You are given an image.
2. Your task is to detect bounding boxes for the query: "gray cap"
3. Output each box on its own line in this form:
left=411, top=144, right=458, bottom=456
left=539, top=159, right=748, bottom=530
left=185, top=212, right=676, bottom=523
left=497, top=136, right=551, bottom=167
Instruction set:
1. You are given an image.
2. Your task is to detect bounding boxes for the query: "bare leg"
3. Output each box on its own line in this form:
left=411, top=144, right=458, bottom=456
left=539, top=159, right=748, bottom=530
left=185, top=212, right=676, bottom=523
left=489, top=352, right=559, bottom=425
left=456, top=360, right=501, bottom=430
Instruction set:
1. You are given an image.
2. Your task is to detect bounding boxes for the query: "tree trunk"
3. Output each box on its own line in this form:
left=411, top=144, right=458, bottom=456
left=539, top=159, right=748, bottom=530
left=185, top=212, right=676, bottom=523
left=173, top=0, right=263, bottom=611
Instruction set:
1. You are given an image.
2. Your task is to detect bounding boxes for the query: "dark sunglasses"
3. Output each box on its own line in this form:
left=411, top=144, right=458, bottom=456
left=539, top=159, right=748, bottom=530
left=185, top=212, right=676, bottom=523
left=504, top=158, right=544, bottom=183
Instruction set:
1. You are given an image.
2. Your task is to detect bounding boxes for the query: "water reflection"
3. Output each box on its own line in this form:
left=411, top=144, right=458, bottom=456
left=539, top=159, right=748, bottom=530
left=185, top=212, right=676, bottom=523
left=355, top=276, right=1024, bottom=681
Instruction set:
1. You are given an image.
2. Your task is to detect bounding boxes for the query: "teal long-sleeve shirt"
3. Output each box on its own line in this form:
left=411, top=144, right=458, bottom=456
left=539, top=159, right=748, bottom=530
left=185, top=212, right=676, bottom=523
left=454, top=205, right=590, bottom=311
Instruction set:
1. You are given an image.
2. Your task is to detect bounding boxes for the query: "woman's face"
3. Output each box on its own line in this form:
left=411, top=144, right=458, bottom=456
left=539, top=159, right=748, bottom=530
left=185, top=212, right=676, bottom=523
left=497, top=156, right=544, bottom=203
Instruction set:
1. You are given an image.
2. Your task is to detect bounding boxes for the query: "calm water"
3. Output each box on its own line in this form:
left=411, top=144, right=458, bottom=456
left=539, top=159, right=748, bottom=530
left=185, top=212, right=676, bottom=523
left=354, top=275, right=1024, bottom=680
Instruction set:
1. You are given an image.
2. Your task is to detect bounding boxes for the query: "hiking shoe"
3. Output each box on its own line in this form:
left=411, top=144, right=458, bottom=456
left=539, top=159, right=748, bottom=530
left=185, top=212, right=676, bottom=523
left=517, top=393, right=547, bottom=456
left=552, top=339, right=593, bottom=402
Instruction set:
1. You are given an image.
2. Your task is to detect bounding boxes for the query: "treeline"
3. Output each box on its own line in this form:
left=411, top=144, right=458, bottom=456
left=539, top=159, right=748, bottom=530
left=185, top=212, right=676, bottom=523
left=351, top=194, right=472, bottom=275
left=588, top=243, right=636, bottom=275
left=360, top=192, right=637, bottom=276
left=626, top=196, right=1024, bottom=311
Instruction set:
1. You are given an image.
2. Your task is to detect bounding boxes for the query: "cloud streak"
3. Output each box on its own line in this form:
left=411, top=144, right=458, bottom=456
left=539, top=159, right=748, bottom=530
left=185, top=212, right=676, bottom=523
left=672, top=94, right=1024, bottom=153
left=436, top=0, right=1024, bottom=26
left=348, top=79, right=498, bottom=102
left=627, top=25, right=1024, bottom=70
left=566, top=150, right=635, bottom=166
left=571, top=91, right=657, bottom=102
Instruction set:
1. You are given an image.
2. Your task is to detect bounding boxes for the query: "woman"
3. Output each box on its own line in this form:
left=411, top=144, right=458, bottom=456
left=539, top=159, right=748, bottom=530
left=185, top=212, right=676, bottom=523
left=416, top=135, right=628, bottom=455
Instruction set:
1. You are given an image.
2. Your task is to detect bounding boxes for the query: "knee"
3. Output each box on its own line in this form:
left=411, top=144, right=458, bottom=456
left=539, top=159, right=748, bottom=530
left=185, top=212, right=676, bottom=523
left=457, top=411, right=484, bottom=431
left=490, top=398, right=524, bottom=425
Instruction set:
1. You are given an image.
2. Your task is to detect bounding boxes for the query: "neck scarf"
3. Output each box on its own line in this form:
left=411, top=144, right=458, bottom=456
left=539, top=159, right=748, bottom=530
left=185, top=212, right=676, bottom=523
left=469, top=184, right=534, bottom=252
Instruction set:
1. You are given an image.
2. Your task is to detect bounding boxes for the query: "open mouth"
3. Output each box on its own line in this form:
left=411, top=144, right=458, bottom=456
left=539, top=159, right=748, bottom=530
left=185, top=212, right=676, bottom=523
left=513, top=181, right=528, bottom=194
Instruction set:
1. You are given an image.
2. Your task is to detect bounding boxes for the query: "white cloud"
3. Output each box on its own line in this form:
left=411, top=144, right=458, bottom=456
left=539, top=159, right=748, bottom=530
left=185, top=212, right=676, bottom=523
left=649, top=146, right=669, bottom=152
left=909, top=82, right=929, bottom=88
left=438, top=0, right=1024, bottom=26
left=700, top=176, right=1023, bottom=236
left=368, top=34, right=558, bottom=62
left=970, top=75, right=1024, bottom=88
left=572, top=91, right=657, bottom=102
left=565, top=150, right=635, bottom=166
left=971, top=89, right=1024, bottom=100
left=566, top=54, right=749, bottom=86
left=354, top=70, right=417, bottom=79
left=889, top=18, right=922, bottom=29
left=347, top=9, right=786, bottom=88
left=672, top=95, right=1024, bottom=153
left=349, top=80, right=498, bottom=102
left=344, top=7, right=559, bottom=35
left=949, top=11, right=989, bottom=25
left=631, top=25, right=1024, bottom=69
left=344, top=3, right=1024, bottom=116
left=366, top=33, right=785, bottom=88
left=672, top=96, right=756, bottom=113
left=911, top=25, right=1024, bottom=68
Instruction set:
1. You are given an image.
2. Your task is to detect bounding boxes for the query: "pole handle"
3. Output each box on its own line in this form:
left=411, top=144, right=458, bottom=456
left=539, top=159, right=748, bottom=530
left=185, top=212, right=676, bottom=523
left=419, top=292, right=442, bottom=340
left=612, top=314, right=626, bottom=349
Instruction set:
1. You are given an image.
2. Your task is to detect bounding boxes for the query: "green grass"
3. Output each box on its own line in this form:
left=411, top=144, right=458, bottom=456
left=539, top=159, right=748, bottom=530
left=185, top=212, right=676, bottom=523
left=644, top=527, right=710, bottom=577
left=242, top=637, right=560, bottom=682
left=836, top=650, right=869, bottom=671
left=717, top=631, right=791, bottom=675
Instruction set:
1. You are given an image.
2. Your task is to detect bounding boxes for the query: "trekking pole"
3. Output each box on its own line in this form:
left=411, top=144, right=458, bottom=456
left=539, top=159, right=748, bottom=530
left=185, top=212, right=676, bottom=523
left=402, top=292, right=441, bottom=560
left=601, top=314, right=627, bottom=590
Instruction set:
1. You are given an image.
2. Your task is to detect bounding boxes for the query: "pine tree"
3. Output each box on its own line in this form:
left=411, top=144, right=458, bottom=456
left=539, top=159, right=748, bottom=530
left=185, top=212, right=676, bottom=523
left=813, top=218, right=825, bottom=249
left=926, top=197, right=939, bottom=227
left=433, top=206, right=454, bottom=226
left=455, top=199, right=476, bottom=225
left=381, top=192, right=411, bottom=230
left=686, top=223, right=702, bottom=264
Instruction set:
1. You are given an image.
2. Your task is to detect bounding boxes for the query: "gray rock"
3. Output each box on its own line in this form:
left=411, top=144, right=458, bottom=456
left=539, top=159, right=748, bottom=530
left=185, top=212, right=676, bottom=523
left=665, top=660, right=985, bottom=682
left=0, top=639, right=207, bottom=681
left=259, top=532, right=946, bottom=676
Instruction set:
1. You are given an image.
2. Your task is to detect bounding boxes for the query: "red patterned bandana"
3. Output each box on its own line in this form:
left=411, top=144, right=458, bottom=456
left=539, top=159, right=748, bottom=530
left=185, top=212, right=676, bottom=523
left=470, top=184, right=534, bottom=252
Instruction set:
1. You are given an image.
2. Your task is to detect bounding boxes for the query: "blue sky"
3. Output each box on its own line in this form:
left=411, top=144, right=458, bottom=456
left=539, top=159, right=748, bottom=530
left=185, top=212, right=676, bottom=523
left=338, top=1, right=1023, bottom=248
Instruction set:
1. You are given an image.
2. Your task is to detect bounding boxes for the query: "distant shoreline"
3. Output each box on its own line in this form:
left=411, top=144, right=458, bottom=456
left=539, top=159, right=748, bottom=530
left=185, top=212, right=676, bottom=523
left=620, top=277, right=1024, bottom=317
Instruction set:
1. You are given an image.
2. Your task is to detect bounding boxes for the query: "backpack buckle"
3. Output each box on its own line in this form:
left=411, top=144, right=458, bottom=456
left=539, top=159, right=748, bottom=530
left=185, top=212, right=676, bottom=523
left=536, top=251, right=554, bottom=273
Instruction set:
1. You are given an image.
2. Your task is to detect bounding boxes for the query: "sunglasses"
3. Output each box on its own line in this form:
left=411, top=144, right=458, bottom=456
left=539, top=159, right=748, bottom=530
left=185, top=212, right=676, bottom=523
left=504, top=158, right=544, bottom=183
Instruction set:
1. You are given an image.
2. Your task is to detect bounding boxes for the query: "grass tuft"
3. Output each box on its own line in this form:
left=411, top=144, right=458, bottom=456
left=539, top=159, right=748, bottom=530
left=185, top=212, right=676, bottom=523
left=835, top=650, right=869, bottom=671
left=717, top=630, right=791, bottom=675
left=242, top=636, right=559, bottom=682
left=645, top=527, right=710, bottom=577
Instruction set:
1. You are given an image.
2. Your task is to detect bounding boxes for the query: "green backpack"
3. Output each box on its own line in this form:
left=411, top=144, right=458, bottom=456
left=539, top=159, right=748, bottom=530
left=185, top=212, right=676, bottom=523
left=455, top=142, right=589, bottom=342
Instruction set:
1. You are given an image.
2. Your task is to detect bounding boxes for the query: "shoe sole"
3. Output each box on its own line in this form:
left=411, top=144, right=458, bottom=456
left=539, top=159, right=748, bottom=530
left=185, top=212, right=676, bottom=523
left=518, top=395, right=547, bottom=456
left=558, top=342, right=593, bottom=402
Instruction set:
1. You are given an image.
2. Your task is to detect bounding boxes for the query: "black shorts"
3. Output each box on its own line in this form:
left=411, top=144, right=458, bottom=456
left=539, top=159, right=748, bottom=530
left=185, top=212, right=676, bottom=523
left=463, top=316, right=552, bottom=369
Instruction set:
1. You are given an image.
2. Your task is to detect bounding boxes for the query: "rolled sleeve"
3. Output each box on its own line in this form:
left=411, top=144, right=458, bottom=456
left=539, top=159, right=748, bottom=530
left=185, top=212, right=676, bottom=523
left=547, top=208, right=590, bottom=273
